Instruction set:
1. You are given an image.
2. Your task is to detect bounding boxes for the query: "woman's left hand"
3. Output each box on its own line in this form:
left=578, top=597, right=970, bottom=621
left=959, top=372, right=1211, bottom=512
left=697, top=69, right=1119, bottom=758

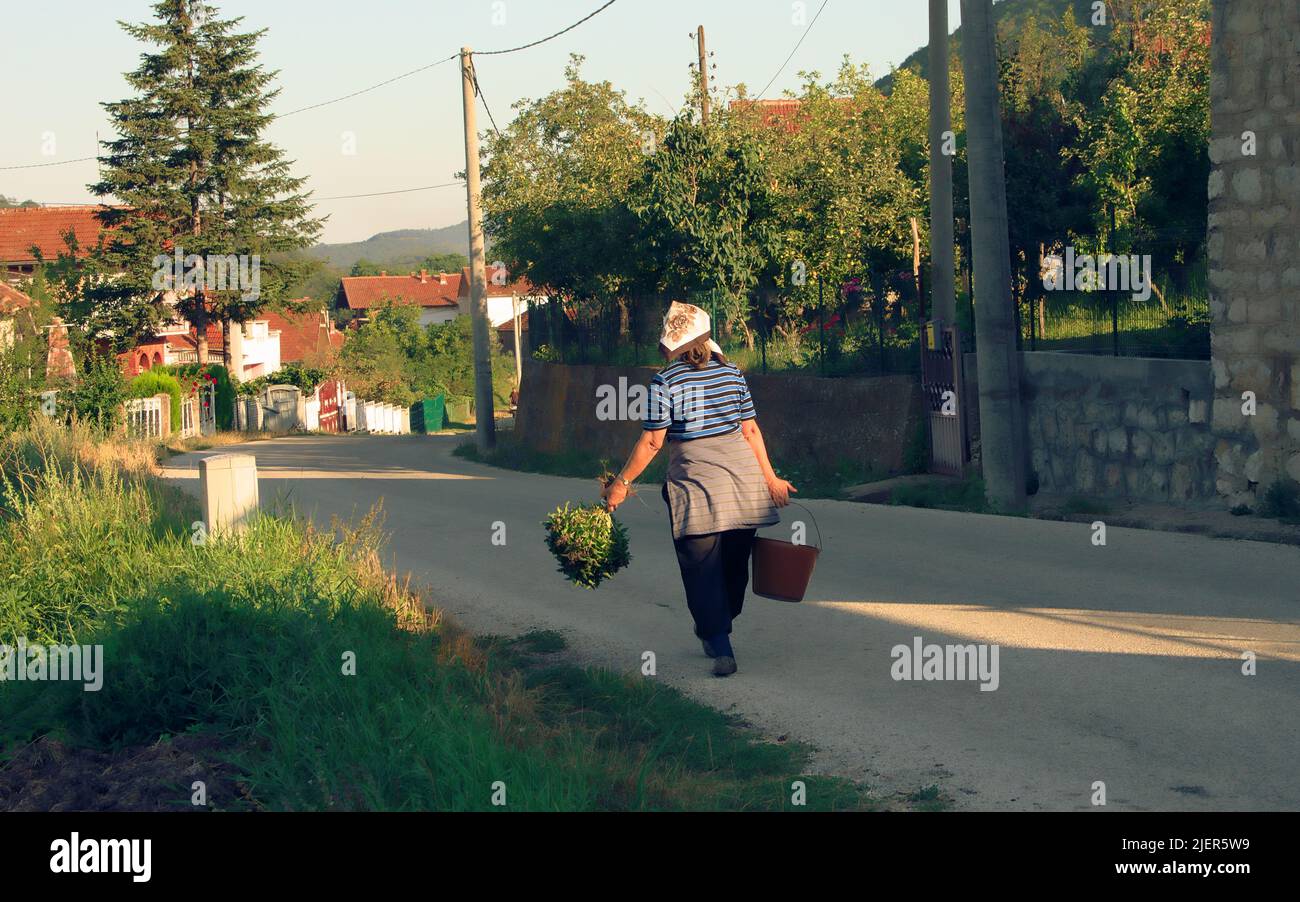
left=603, top=479, right=628, bottom=512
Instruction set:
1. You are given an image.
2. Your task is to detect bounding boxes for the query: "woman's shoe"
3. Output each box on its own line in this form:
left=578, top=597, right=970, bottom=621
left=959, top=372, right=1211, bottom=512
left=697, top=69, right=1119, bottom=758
left=712, top=656, right=737, bottom=677
left=701, top=639, right=718, bottom=658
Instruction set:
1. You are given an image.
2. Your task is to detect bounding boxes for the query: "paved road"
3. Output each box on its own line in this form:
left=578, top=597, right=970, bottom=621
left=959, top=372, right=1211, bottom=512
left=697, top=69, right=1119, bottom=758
left=163, top=434, right=1300, bottom=810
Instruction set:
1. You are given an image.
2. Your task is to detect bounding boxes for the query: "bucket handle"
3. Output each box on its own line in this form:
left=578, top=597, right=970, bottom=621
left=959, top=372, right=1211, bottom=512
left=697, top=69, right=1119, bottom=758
left=777, top=500, right=823, bottom=551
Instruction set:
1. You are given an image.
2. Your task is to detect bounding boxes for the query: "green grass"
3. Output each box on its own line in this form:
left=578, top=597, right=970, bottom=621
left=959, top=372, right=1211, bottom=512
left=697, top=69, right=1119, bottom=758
left=457, top=434, right=876, bottom=501
left=454, top=432, right=669, bottom=486
left=889, top=475, right=990, bottom=513
left=0, top=420, right=884, bottom=811
left=1059, top=495, right=1112, bottom=516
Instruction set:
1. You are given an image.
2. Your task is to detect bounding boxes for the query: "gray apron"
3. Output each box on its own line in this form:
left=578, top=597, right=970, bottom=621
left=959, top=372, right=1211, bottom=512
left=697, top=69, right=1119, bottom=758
left=663, top=429, right=779, bottom=539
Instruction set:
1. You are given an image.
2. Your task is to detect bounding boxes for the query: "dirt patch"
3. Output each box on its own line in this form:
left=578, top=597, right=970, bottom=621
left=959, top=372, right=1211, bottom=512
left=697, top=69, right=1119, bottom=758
left=0, top=734, right=259, bottom=812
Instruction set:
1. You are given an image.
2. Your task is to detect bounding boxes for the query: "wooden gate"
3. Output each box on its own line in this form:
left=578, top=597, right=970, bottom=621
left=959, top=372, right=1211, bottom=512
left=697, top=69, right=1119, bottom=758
left=920, top=321, right=970, bottom=476
left=318, top=380, right=342, bottom=433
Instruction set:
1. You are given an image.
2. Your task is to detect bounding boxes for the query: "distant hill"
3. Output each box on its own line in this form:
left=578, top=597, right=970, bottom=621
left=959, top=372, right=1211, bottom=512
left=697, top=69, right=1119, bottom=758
left=875, top=0, right=1096, bottom=92
left=309, top=222, right=483, bottom=271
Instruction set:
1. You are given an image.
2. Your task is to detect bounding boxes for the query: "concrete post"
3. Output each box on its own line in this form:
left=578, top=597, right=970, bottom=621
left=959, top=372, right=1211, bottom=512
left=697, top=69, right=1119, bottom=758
left=199, top=453, right=259, bottom=536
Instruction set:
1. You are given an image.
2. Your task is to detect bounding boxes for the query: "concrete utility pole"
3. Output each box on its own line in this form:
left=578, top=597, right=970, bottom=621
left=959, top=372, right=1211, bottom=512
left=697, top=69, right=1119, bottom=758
left=512, top=294, right=522, bottom=389
left=928, top=0, right=956, bottom=327
left=697, top=25, right=710, bottom=125
left=460, top=46, right=496, bottom=452
left=960, top=0, right=1027, bottom=511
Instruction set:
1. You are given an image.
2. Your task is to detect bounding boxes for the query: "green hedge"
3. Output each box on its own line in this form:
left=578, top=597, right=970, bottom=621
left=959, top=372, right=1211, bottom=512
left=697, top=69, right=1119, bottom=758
left=126, top=371, right=183, bottom=432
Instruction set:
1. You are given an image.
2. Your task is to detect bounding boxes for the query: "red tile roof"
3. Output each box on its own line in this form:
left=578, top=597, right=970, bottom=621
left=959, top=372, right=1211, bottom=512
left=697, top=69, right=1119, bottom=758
left=339, top=271, right=462, bottom=310
left=263, top=307, right=345, bottom=362
left=457, top=265, right=541, bottom=298
left=164, top=323, right=226, bottom=357
left=497, top=311, right=529, bottom=332
left=0, top=282, right=33, bottom=316
left=0, top=205, right=113, bottom=264
left=729, top=98, right=854, bottom=134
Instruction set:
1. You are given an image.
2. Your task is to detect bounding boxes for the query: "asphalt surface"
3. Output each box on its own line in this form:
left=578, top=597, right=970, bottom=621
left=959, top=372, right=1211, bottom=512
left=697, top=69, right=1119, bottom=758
left=162, top=434, right=1300, bottom=810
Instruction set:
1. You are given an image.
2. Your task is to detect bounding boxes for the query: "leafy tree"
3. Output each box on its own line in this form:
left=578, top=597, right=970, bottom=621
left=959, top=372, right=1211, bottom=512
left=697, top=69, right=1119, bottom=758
left=481, top=54, right=664, bottom=351
left=629, top=113, right=780, bottom=345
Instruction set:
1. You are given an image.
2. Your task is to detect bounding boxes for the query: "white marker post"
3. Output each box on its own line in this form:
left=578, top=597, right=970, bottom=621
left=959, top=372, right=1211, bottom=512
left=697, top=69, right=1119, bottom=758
left=199, top=453, right=259, bottom=536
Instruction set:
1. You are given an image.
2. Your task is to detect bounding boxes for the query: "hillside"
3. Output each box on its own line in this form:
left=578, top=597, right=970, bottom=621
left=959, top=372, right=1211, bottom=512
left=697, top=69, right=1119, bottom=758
left=309, top=222, right=481, bottom=271
left=876, top=0, right=1096, bottom=92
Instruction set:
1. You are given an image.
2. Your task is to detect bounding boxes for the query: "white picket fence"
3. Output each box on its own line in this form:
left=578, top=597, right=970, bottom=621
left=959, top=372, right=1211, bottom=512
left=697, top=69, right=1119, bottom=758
left=124, top=396, right=165, bottom=440
left=351, top=400, right=410, bottom=434
left=232, top=382, right=408, bottom=435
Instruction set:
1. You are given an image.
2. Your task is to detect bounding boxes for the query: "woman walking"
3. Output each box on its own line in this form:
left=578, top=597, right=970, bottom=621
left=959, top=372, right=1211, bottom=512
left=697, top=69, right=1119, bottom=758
left=603, top=302, right=796, bottom=677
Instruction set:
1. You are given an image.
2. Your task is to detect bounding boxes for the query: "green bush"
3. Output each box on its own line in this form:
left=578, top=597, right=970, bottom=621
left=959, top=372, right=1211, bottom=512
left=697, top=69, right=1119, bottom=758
left=543, top=502, right=632, bottom=590
left=235, top=361, right=327, bottom=399
left=126, top=369, right=183, bottom=432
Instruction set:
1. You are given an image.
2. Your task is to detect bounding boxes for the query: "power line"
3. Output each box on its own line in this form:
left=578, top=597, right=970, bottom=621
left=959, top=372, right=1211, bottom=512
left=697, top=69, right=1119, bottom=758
left=476, top=0, right=618, bottom=55
left=0, top=156, right=96, bottom=172
left=276, top=53, right=459, bottom=119
left=2, top=2, right=617, bottom=177
left=313, top=181, right=462, bottom=201
left=468, top=59, right=503, bottom=137
left=755, top=0, right=830, bottom=100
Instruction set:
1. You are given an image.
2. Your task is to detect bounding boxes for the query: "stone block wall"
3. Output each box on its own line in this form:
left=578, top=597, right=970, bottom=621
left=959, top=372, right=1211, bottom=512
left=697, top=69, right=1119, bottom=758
left=963, top=352, right=1216, bottom=502
left=1207, top=0, right=1300, bottom=507
left=1020, top=353, right=1216, bottom=502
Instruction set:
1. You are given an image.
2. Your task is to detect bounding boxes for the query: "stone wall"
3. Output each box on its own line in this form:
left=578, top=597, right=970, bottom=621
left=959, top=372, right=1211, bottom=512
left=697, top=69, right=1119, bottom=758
left=1207, top=0, right=1300, bottom=507
left=1020, top=353, right=1216, bottom=502
left=963, top=351, right=1216, bottom=502
left=515, top=358, right=923, bottom=477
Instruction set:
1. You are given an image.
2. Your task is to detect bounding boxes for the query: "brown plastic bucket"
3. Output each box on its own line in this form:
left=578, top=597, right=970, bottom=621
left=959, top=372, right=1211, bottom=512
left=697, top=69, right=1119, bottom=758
left=751, top=503, right=822, bottom=602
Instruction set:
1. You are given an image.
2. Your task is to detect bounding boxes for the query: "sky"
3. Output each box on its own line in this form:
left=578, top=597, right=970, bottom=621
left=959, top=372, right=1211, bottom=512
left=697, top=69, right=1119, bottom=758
left=2, top=0, right=962, bottom=244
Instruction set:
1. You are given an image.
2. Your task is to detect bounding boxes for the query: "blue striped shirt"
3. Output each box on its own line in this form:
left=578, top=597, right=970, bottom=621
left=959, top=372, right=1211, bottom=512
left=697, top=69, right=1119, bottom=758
left=642, top=359, right=757, bottom=441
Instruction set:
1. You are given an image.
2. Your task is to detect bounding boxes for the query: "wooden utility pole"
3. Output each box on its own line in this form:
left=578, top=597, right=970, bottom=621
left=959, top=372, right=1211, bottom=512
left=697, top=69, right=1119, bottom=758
left=460, top=46, right=496, bottom=452
left=928, top=0, right=955, bottom=327
left=697, top=26, right=710, bottom=125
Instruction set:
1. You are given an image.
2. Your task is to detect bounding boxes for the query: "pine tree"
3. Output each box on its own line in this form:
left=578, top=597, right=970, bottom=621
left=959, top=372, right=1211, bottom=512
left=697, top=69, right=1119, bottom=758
left=91, top=0, right=322, bottom=364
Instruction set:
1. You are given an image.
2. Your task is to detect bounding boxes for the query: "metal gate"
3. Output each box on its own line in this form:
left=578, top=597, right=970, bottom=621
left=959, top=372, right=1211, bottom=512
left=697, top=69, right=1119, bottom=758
left=920, top=320, right=970, bottom=476
left=318, top=380, right=341, bottom=433
left=263, top=385, right=302, bottom=432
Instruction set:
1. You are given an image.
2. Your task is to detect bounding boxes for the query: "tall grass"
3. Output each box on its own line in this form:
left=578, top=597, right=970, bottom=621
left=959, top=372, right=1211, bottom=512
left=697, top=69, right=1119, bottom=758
left=0, top=421, right=881, bottom=811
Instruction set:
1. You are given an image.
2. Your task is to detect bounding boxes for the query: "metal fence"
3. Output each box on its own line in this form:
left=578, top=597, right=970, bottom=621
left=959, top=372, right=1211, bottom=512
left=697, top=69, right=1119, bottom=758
left=1019, top=290, right=1210, bottom=360
left=522, top=259, right=1211, bottom=376
left=525, top=287, right=923, bottom=378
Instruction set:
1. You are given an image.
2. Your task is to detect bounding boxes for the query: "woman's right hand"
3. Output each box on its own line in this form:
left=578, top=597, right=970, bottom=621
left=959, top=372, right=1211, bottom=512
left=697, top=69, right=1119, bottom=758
left=767, top=476, right=797, bottom=507
left=602, top=478, right=628, bottom=512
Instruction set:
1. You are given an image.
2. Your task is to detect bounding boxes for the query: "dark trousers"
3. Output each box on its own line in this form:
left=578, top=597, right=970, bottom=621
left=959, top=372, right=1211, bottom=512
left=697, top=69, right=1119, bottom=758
left=663, top=484, right=756, bottom=638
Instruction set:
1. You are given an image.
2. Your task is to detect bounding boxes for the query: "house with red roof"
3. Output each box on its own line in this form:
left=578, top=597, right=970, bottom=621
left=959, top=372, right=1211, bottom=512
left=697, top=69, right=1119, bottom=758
left=729, top=98, right=856, bottom=134
left=0, top=205, right=113, bottom=283
left=457, top=265, right=549, bottom=329
left=262, top=307, right=345, bottom=365
left=338, top=269, right=462, bottom=327
left=0, top=282, right=34, bottom=351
